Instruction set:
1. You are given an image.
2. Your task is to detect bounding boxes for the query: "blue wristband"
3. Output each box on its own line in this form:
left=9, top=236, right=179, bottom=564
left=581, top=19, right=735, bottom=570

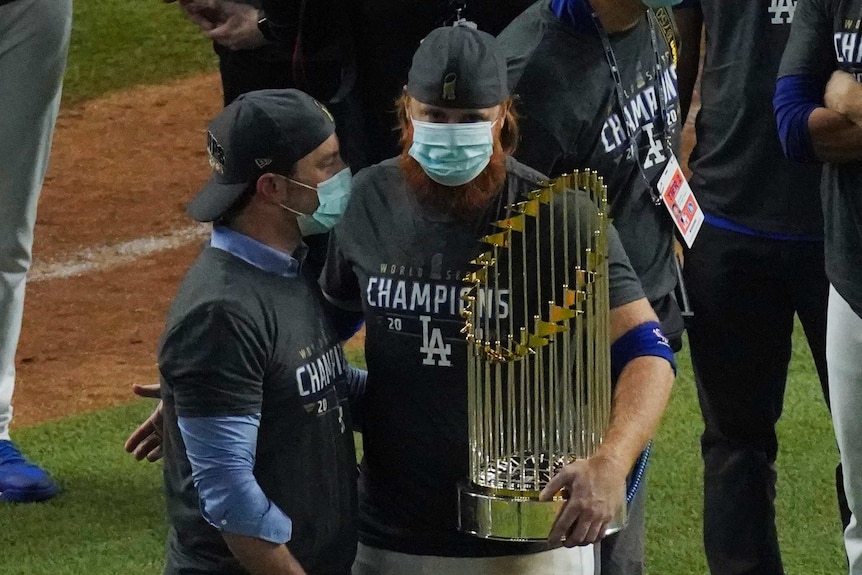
left=610, top=321, right=676, bottom=381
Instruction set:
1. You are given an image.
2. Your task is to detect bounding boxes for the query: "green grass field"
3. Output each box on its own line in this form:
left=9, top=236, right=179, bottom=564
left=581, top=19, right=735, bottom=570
left=0, top=1, right=847, bottom=573
left=1, top=333, right=845, bottom=574
left=63, top=0, right=218, bottom=105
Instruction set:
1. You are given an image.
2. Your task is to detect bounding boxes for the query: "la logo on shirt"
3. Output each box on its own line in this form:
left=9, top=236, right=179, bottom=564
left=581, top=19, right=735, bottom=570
left=768, top=0, right=797, bottom=24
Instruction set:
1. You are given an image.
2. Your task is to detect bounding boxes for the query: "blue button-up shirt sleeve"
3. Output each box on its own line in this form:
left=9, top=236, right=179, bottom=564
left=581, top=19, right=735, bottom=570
left=178, top=414, right=293, bottom=544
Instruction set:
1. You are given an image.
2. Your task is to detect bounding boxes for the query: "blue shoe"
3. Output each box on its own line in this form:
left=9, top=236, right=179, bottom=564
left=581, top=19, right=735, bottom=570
left=0, top=440, right=59, bottom=503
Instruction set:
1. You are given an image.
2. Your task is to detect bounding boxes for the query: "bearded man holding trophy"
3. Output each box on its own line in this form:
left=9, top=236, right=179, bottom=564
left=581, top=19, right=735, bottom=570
left=321, top=22, right=676, bottom=575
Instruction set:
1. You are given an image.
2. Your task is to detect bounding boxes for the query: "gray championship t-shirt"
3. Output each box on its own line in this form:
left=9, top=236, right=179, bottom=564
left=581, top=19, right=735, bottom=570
left=500, top=2, right=680, bottom=306
left=161, top=247, right=357, bottom=575
left=779, top=0, right=862, bottom=316
left=321, top=156, right=645, bottom=557
left=689, top=0, right=823, bottom=235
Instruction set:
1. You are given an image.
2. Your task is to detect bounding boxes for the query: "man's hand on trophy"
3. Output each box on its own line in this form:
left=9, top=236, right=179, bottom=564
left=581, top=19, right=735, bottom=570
left=540, top=454, right=628, bottom=547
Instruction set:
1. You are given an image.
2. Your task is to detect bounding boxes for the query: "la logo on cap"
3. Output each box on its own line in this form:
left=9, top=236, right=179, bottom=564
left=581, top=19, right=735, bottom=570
left=442, top=72, right=457, bottom=101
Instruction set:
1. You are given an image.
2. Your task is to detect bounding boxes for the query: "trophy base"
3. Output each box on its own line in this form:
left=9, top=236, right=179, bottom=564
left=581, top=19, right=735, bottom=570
left=457, top=479, right=626, bottom=542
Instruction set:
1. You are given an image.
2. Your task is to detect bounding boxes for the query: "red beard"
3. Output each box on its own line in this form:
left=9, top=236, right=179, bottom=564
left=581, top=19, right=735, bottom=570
left=398, top=126, right=508, bottom=221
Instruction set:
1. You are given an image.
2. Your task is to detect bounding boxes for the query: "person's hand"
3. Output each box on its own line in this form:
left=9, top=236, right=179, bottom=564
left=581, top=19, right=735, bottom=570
left=124, top=384, right=164, bottom=462
left=540, top=454, right=628, bottom=547
left=125, top=401, right=164, bottom=462
left=202, top=1, right=268, bottom=51
left=174, top=0, right=225, bottom=33
left=132, top=383, right=161, bottom=399
left=825, top=70, right=862, bottom=119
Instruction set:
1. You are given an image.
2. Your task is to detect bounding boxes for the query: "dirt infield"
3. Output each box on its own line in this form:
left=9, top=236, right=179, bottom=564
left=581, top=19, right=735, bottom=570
left=14, top=74, right=222, bottom=427
left=12, top=73, right=698, bottom=428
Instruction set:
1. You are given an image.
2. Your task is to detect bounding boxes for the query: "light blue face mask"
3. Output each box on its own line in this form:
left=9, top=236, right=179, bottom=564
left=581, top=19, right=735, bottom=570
left=280, top=167, right=352, bottom=236
left=408, top=118, right=496, bottom=187
left=641, top=0, right=683, bottom=8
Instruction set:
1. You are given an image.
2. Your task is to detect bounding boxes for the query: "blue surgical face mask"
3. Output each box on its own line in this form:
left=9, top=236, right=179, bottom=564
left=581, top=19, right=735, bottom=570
left=280, top=167, right=352, bottom=236
left=641, top=0, right=683, bottom=8
left=408, top=118, right=496, bottom=187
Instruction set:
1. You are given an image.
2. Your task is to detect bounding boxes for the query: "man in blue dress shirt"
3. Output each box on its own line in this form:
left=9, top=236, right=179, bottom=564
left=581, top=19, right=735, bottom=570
left=158, top=88, right=361, bottom=575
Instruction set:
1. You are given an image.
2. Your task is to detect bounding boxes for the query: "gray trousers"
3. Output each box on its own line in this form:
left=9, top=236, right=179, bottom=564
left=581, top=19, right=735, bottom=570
left=0, top=0, right=72, bottom=439
left=827, top=286, right=862, bottom=574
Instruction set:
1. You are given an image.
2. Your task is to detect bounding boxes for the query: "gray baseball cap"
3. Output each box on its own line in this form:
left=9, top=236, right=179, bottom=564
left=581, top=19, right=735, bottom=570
left=187, top=88, right=336, bottom=222
left=407, top=25, right=509, bottom=109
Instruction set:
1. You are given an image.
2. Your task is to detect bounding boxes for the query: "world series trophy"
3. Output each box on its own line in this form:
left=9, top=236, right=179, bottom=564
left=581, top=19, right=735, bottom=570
left=457, top=171, right=626, bottom=541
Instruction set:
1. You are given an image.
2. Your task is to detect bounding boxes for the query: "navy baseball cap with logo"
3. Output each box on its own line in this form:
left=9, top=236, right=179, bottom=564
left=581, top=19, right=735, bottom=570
left=187, top=88, right=336, bottom=222
left=407, top=24, right=509, bottom=109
